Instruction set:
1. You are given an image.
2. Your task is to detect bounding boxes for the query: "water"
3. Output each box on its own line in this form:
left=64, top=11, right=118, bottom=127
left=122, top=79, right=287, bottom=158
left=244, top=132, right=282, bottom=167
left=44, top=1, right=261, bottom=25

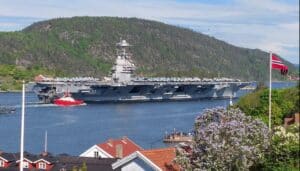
left=0, top=82, right=297, bottom=155
left=267, top=81, right=298, bottom=89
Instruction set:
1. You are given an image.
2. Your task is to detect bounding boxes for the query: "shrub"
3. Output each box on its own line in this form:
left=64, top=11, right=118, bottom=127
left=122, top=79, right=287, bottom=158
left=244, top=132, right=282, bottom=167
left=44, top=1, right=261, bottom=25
left=237, top=85, right=299, bottom=126
left=176, top=108, right=270, bottom=171
left=261, top=124, right=300, bottom=170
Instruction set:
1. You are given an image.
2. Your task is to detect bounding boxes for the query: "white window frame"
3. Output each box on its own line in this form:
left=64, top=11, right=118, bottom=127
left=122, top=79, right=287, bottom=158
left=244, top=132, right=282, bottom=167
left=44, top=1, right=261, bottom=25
left=94, top=151, right=99, bottom=158
left=0, top=160, right=4, bottom=167
left=38, top=162, right=47, bottom=169
left=23, top=161, right=29, bottom=168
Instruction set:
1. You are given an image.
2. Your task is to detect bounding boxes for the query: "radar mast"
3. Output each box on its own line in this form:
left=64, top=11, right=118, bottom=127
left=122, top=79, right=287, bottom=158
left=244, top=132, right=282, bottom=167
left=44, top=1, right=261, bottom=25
left=112, top=40, right=135, bottom=83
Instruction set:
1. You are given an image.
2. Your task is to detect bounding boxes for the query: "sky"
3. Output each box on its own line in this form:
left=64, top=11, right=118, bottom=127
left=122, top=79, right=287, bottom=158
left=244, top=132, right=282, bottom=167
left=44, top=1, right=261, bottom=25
left=0, top=0, right=299, bottom=64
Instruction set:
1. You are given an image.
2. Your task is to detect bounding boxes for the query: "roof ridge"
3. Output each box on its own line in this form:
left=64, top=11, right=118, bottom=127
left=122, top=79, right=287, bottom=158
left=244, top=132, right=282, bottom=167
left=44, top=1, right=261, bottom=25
left=141, top=147, right=175, bottom=153
left=122, top=137, right=144, bottom=150
left=97, top=137, right=143, bottom=150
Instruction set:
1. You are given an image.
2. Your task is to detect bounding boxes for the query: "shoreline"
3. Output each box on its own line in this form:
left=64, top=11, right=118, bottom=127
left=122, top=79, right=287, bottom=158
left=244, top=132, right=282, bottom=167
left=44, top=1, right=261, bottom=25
left=0, top=90, right=32, bottom=93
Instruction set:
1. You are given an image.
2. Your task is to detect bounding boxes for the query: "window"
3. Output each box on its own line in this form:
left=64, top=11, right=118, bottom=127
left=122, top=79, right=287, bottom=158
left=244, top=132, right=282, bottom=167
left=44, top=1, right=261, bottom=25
left=0, top=160, right=4, bottom=167
left=94, top=151, right=99, bottom=158
left=23, top=161, right=29, bottom=168
left=38, top=162, right=47, bottom=169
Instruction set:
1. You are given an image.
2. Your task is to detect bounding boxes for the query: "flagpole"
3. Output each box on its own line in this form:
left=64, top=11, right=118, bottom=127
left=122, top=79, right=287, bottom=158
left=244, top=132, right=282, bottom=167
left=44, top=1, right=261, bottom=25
left=269, top=52, right=272, bottom=130
left=20, top=81, right=25, bottom=171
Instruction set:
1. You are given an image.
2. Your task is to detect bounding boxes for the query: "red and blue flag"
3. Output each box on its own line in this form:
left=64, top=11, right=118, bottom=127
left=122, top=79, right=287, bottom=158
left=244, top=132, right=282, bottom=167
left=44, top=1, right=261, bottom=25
left=272, top=54, right=288, bottom=75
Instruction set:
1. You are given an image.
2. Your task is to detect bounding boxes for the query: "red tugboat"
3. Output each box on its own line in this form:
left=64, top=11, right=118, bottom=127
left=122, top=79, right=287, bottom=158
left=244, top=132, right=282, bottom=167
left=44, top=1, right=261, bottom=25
left=53, top=92, right=84, bottom=106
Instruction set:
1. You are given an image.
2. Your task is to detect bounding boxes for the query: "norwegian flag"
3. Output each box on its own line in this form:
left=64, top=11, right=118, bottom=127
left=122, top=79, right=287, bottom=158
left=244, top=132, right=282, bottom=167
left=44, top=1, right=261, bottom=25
left=272, top=54, right=288, bottom=75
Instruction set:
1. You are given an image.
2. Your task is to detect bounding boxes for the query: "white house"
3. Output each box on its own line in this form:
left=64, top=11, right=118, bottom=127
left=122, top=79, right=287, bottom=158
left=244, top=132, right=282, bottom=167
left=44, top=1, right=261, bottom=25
left=80, top=137, right=143, bottom=158
left=111, top=147, right=179, bottom=171
left=112, top=151, right=161, bottom=171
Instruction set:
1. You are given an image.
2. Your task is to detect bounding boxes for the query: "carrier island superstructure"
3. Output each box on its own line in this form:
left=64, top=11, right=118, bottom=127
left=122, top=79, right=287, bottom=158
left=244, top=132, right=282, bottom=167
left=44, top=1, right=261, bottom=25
left=33, top=40, right=250, bottom=103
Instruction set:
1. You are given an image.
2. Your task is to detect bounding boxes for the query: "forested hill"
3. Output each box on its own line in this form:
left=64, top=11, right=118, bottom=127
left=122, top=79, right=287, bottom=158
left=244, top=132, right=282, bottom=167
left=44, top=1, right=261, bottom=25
left=0, top=17, right=297, bottom=85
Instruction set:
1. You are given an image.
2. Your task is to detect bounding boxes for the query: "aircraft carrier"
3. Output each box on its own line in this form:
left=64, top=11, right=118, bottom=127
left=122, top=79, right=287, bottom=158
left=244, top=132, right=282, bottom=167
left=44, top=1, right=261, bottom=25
left=33, top=40, right=250, bottom=103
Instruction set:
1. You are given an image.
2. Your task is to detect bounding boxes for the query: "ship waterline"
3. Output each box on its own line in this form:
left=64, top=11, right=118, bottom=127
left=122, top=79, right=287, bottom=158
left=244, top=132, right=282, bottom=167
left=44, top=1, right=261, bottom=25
left=33, top=40, right=250, bottom=103
left=72, top=83, right=242, bottom=103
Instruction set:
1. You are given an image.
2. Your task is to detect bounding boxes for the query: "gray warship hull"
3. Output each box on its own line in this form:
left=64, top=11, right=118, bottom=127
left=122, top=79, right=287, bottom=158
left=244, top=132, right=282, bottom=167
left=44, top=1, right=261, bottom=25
left=33, top=40, right=250, bottom=103
left=77, top=84, right=245, bottom=103
left=34, top=80, right=249, bottom=103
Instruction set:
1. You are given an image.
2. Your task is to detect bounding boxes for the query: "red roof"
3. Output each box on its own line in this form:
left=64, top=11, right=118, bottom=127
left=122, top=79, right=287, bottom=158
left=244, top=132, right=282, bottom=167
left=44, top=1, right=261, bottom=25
left=97, top=137, right=143, bottom=158
left=34, top=75, right=47, bottom=82
left=140, top=147, right=180, bottom=171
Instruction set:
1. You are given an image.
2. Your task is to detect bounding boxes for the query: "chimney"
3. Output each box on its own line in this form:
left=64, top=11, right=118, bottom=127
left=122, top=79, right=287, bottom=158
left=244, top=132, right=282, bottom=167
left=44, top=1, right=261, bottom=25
left=116, top=144, right=123, bottom=158
left=107, top=139, right=113, bottom=147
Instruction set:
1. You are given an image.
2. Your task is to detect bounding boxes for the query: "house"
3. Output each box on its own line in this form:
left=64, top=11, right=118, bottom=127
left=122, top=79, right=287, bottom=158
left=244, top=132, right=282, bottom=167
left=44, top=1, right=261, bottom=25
left=0, top=152, right=15, bottom=168
left=15, top=152, right=38, bottom=169
left=32, top=152, right=56, bottom=170
left=0, top=151, right=117, bottom=171
left=80, top=137, right=143, bottom=158
left=112, top=147, right=180, bottom=171
left=5, top=152, right=55, bottom=170
left=50, top=156, right=117, bottom=171
left=284, top=113, right=300, bottom=128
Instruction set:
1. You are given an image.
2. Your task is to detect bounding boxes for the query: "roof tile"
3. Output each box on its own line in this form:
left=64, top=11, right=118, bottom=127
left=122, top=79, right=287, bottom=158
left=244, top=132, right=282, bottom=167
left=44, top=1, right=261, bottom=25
left=140, top=147, right=180, bottom=171
left=97, top=137, right=143, bottom=158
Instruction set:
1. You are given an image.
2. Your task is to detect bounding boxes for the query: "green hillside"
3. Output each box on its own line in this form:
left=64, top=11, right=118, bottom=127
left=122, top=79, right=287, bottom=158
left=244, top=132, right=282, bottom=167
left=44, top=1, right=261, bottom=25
left=0, top=17, right=297, bottom=90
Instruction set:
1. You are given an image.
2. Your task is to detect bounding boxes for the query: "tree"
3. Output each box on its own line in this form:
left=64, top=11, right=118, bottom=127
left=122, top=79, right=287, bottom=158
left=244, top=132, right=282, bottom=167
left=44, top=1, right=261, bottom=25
left=72, top=166, right=78, bottom=171
left=237, top=86, right=299, bottom=126
left=81, top=162, right=87, bottom=171
left=176, top=108, right=270, bottom=171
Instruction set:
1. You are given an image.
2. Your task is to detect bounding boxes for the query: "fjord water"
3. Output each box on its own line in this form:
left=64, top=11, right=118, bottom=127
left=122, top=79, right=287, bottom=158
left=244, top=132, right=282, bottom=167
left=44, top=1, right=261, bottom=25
left=0, top=82, right=297, bottom=155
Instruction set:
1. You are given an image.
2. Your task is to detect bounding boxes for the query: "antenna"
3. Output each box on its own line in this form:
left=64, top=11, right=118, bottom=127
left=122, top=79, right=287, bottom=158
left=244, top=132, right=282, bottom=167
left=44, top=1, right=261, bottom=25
left=44, top=130, right=48, bottom=153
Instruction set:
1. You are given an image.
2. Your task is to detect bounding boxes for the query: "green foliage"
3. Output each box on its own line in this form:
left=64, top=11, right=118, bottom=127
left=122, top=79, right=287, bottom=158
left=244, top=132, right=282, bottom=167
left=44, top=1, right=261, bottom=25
left=69, top=162, right=87, bottom=171
left=237, top=86, right=299, bottom=170
left=0, top=17, right=297, bottom=90
left=72, top=166, right=78, bottom=171
left=0, top=64, right=55, bottom=91
left=256, top=124, right=300, bottom=170
left=236, top=85, right=299, bottom=126
left=81, top=162, right=87, bottom=171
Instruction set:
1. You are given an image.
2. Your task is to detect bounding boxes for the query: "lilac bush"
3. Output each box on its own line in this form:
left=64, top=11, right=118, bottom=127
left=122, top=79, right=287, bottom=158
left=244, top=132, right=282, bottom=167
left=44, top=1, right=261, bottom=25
left=176, top=107, right=270, bottom=171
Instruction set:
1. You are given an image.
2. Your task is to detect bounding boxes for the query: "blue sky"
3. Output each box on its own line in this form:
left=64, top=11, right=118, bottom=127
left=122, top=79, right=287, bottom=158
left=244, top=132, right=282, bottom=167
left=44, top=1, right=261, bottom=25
left=0, top=0, right=299, bottom=64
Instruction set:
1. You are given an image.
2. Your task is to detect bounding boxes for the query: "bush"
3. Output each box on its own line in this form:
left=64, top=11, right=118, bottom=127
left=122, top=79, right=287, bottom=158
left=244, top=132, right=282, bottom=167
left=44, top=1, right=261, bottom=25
left=236, top=85, right=299, bottom=126
left=259, top=124, right=300, bottom=170
left=176, top=108, right=270, bottom=171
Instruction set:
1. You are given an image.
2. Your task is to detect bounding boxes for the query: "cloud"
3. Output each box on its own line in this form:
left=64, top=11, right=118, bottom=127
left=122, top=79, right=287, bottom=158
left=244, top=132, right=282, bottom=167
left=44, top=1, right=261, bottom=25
left=236, top=0, right=298, bottom=13
left=161, top=0, right=299, bottom=64
left=0, top=0, right=298, bottom=63
left=0, top=15, right=43, bottom=31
